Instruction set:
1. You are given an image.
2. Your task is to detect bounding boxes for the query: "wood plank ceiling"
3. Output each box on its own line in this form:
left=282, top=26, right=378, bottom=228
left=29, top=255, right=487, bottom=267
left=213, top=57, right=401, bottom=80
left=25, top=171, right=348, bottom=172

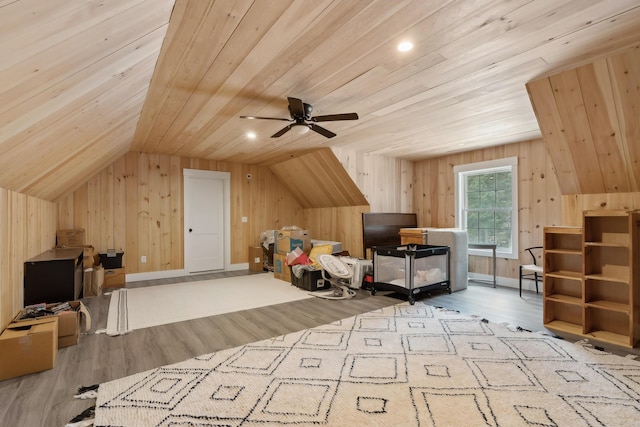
left=2, top=0, right=640, bottom=201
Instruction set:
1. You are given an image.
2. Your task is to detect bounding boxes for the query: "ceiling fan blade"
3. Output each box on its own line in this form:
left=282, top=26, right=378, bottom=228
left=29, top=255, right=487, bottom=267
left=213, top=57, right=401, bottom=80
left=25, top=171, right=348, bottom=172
left=271, top=124, right=293, bottom=138
left=239, top=115, right=291, bottom=121
left=287, top=97, right=305, bottom=118
left=311, top=113, right=359, bottom=122
left=309, top=123, right=336, bottom=138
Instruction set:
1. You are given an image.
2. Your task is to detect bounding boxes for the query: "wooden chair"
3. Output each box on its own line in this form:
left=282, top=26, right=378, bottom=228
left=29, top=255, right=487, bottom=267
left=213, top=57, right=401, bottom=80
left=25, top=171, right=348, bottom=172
left=519, top=246, right=543, bottom=297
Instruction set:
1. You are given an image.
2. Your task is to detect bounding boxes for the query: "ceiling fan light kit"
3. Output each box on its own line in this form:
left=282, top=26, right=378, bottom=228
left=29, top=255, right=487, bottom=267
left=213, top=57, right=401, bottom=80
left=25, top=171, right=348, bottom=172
left=293, top=124, right=310, bottom=135
left=240, top=97, right=358, bottom=138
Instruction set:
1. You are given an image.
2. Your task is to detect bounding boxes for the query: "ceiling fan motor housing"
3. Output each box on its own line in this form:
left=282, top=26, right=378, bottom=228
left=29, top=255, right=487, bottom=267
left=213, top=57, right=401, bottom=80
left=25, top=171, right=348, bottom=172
left=289, top=102, right=313, bottom=120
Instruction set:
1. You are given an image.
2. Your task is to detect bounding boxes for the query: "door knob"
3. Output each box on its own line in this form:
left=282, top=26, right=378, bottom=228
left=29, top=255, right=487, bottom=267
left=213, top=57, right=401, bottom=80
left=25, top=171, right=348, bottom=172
left=189, top=228, right=193, bottom=232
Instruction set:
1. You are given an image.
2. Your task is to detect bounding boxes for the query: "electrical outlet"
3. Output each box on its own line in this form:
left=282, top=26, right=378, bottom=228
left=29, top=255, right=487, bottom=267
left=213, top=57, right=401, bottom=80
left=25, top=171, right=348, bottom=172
left=242, top=216, right=248, bottom=223
left=141, top=255, right=147, bottom=263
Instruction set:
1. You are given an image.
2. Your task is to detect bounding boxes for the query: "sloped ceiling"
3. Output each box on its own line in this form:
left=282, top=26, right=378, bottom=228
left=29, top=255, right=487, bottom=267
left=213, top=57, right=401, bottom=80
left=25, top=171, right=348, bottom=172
left=527, top=44, right=640, bottom=195
left=0, top=0, right=175, bottom=201
left=2, top=0, right=640, bottom=202
left=269, top=148, right=368, bottom=208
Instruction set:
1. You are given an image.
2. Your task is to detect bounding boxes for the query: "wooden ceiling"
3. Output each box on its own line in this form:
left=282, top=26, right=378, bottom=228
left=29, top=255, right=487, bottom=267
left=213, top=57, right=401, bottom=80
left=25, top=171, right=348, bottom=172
left=2, top=0, right=640, bottom=201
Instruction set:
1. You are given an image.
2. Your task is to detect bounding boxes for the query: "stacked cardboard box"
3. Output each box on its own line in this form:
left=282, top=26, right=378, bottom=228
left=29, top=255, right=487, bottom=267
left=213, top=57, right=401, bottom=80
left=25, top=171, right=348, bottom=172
left=274, top=229, right=311, bottom=254
left=0, top=317, right=58, bottom=380
left=14, top=301, right=89, bottom=349
left=273, top=253, right=291, bottom=282
left=56, top=229, right=85, bottom=247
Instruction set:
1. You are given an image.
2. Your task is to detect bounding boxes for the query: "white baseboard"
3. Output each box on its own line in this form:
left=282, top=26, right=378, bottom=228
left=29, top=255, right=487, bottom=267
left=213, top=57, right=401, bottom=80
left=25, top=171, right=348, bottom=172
left=226, top=263, right=249, bottom=271
left=126, top=269, right=187, bottom=282
left=126, top=263, right=249, bottom=282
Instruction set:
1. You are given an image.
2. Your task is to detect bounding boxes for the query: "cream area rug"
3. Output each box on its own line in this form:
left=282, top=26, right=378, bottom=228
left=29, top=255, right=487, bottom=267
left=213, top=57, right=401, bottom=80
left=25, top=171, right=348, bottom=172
left=96, top=273, right=313, bottom=336
left=93, top=301, right=640, bottom=426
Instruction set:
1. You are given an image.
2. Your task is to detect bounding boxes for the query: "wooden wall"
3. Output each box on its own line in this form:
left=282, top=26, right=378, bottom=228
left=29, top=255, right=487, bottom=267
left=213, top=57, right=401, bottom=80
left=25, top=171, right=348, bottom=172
left=526, top=44, right=640, bottom=195
left=412, top=138, right=563, bottom=280
left=332, top=148, right=414, bottom=213
left=562, top=193, right=640, bottom=226
left=304, top=205, right=370, bottom=259
left=0, top=187, right=57, bottom=330
left=57, top=152, right=304, bottom=274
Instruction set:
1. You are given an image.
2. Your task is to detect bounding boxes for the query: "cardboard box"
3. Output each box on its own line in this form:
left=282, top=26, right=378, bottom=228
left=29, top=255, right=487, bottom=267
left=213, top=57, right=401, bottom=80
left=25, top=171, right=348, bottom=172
left=273, top=253, right=291, bottom=282
left=274, top=229, right=311, bottom=254
left=55, top=301, right=82, bottom=348
left=93, top=265, right=105, bottom=294
left=56, top=229, right=85, bottom=247
left=15, top=301, right=86, bottom=348
left=84, top=267, right=103, bottom=297
left=0, top=317, right=58, bottom=380
left=249, top=246, right=264, bottom=272
left=83, top=268, right=94, bottom=297
left=103, top=267, right=126, bottom=288
left=81, top=245, right=95, bottom=268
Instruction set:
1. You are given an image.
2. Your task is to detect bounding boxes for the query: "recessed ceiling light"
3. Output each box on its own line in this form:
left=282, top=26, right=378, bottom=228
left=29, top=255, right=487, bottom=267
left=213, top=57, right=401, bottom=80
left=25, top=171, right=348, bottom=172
left=398, top=41, right=413, bottom=52
left=246, top=131, right=256, bottom=139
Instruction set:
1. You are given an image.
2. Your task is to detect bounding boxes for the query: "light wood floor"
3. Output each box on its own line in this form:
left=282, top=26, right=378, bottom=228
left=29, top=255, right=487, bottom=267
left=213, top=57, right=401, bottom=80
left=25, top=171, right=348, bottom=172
left=0, top=272, right=637, bottom=426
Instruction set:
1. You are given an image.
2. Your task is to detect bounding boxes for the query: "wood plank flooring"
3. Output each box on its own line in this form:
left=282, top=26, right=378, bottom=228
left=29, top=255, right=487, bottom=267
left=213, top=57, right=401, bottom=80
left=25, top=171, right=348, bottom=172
left=0, top=272, right=637, bottom=426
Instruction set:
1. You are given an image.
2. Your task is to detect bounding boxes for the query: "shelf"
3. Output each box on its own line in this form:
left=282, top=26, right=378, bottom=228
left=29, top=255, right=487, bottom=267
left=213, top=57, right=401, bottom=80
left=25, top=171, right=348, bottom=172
left=544, top=320, right=583, bottom=336
left=545, top=270, right=582, bottom=280
left=544, top=226, right=582, bottom=234
left=546, top=293, right=581, bottom=305
left=585, top=300, right=630, bottom=314
left=584, top=273, right=629, bottom=284
left=585, top=330, right=632, bottom=348
left=584, top=210, right=630, bottom=217
left=545, top=248, right=581, bottom=255
left=584, top=242, right=629, bottom=248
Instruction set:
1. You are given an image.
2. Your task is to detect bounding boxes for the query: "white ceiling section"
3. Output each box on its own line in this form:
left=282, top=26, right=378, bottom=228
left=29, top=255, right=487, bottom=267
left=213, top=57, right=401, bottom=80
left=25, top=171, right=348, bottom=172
left=2, top=0, right=640, bottom=201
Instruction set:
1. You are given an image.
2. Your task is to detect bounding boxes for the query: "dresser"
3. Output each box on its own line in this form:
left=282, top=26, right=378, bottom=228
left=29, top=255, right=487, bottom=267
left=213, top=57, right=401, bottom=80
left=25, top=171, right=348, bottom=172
left=24, top=248, right=84, bottom=305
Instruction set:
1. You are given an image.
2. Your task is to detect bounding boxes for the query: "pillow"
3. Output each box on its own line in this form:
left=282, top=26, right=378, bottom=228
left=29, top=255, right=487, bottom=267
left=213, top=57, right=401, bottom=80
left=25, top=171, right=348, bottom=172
left=309, top=244, right=333, bottom=268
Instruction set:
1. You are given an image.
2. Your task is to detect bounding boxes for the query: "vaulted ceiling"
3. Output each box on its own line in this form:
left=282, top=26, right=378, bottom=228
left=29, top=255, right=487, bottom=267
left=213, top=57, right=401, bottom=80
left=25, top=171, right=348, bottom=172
left=2, top=0, right=640, bottom=202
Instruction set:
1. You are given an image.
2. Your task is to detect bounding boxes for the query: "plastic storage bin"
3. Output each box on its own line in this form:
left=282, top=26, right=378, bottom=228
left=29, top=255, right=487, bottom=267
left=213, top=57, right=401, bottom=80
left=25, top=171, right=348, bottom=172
left=99, top=250, right=124, bottom=269
left=291, top=269, right=330, bottom=291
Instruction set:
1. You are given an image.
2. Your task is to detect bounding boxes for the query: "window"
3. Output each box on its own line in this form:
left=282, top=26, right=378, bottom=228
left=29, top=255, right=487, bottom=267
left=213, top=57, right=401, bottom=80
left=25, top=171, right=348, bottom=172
left=454, top=157, right=518, bottom=259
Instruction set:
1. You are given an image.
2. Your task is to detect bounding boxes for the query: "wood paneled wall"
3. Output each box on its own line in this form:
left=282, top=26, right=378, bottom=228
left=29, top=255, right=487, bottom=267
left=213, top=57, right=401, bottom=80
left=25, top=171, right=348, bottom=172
left=0, top=188, right=57, bottom=330
left=412, top=139, right=562, bottom=280
left=562, top=193, right=640, bottom=226
left=57, top=152, right=304, bottom=274
left=332, top=148, right=413, bottom=213
left=304, top=205, right=371, bottom=259
left=526, top=44, right=640, bottom=195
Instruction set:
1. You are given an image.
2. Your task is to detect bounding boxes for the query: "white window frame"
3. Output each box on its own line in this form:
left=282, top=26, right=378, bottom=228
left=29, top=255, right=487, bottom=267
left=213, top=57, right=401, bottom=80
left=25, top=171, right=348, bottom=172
left=454, top=157, right=518, bottom=260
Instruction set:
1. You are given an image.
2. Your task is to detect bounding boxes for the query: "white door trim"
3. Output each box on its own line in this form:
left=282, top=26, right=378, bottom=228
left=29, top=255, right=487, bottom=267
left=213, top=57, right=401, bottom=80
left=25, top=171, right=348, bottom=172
left=183, top=168, right=231, bottom=273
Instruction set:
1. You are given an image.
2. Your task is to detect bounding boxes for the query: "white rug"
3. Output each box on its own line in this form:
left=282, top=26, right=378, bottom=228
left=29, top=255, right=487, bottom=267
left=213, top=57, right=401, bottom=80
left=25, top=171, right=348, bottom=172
left=97, top=273, right=313, bottom=335
left=93, top=301, right=640, bottom=426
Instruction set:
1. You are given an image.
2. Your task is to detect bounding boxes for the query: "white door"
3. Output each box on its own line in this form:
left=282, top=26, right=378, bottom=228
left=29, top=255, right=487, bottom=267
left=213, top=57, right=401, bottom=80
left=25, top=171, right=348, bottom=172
left=184, top=169, right=230, bottom=273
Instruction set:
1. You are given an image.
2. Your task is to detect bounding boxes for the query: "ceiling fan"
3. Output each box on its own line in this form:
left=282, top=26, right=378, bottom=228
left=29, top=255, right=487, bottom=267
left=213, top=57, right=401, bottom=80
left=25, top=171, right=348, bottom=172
left=240, top=97, right=358, bottom=138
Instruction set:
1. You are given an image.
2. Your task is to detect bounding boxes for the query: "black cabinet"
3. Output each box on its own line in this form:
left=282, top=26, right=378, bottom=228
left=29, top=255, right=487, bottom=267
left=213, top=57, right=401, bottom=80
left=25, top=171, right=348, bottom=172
left=24, top=248, right=84, bottom=306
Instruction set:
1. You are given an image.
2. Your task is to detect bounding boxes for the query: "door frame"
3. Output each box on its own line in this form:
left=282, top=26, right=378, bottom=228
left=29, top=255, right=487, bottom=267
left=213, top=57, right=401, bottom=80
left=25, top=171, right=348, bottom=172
left=183, top=168, right=231, bottom=273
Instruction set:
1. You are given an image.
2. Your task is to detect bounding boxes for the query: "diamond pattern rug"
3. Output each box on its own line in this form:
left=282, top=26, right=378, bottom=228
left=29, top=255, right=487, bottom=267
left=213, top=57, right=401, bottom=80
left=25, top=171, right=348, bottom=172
left=94, top=302, right=640, bottom=426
